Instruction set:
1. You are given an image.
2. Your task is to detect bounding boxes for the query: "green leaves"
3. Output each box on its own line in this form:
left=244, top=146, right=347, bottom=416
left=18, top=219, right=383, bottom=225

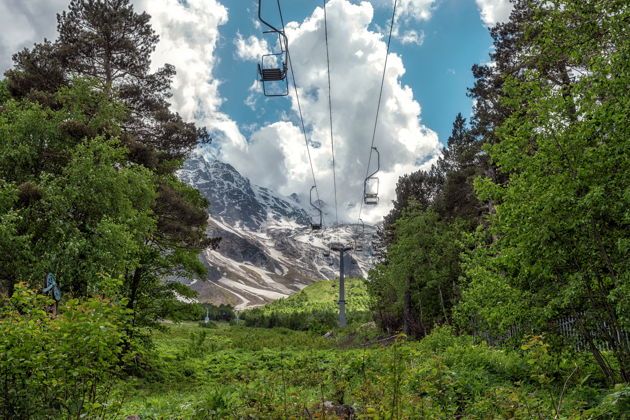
left=369, top=208, right=468, bottom=335
left=457, top=0, right=630, bottom=383
left=0, top=282, right=130, bottom=418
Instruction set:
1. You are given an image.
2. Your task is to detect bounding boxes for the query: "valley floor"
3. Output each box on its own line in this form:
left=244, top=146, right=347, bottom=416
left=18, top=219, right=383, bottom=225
left=119, top=322, right=625, bottom=419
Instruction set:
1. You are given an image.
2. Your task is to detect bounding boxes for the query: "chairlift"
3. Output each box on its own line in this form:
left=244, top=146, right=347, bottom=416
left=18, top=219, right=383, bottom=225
left=258, top=0, right=289, bottom=97
left=364, top=147, right=380, bottom=205
left=310, top=185, right=322, bottom=230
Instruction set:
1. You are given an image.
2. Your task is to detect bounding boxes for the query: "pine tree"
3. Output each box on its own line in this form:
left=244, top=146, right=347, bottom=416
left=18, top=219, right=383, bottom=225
left=2, top=0, right=219, bottom=331
left=433, top=113, right=484, bottom=222
left=7, top=0, right=210, bottom=163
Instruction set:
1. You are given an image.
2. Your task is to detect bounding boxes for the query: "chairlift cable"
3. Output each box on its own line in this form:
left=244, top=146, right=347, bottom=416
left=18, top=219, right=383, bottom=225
left=258, top=0, right=289, bottom=96
left=323, top=0, right=340, bottom=229
left=276, top=0, right=323, bottom=216
left=357, top=0, right=398, bottom=222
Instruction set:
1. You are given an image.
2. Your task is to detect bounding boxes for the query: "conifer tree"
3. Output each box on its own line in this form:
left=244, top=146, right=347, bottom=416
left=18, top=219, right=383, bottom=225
left=2, top=0, right=219, bottom=330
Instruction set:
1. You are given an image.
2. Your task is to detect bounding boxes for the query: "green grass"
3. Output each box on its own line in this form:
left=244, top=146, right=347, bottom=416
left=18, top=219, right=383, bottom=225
left=117, top=322, right=618, bottom=419
left=240, top=278, right=372, bottom=332
left=253, top=277, right=370, bottom=313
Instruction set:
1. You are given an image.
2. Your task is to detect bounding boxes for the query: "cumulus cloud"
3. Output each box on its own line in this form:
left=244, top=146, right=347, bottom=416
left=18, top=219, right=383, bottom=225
left=136, top=0, right=227, bottom=119
left=367, top=0, right=439, bottom=22
left=475, top=0, right=513, bottom=27
left=234, top=32, right=270, bottom=61
left=396, top=29, right=425, bottom=46
left=135, top=0, right=251, bottom=156
left=397, top=0, right=439, bottom=22
left=0, top=0, right=67, bottom=72
left=224, top=0, right=441, bottom=224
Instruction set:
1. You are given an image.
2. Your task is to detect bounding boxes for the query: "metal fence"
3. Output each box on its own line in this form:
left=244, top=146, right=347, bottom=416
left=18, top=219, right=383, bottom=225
left=476, top=315, right=630, bottom=352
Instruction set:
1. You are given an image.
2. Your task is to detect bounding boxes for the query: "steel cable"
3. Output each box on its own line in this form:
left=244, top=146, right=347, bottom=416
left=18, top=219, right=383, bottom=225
left=357, top=0, right=398, bottom=223
left=323, top=0, right=339, bottom=228
left=276, top=0, right=323, bottom=216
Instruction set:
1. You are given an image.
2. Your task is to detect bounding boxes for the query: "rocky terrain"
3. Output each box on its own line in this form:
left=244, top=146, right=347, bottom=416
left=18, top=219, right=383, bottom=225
left=177, top=153, right=378, bottom=309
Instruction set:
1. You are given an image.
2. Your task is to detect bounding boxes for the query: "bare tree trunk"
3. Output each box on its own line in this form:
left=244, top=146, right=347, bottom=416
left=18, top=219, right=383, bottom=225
left=438, top=284, right=449, bottom=324
left=417, top=295, right=426, bottom=337
left=403, top=276, right=412, bottom=335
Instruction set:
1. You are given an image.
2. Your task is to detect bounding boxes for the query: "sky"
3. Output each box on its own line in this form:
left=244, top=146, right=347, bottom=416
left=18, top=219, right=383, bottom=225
left=0, top=0, right=513, bottom=225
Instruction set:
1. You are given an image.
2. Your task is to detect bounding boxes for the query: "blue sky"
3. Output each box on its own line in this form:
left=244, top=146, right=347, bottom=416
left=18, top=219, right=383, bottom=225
left=216, top=0, right=492, bottom=146
left=0, top=0, right=512, bottom=223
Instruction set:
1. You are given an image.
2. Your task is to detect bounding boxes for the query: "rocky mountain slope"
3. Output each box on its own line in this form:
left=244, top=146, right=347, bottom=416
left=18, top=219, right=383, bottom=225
left=177, top=153, right=378, bottom=309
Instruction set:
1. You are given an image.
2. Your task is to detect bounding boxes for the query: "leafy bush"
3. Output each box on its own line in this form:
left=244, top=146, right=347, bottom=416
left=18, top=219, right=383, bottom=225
left=0, top=282, right=130, bottom=419
left=586, top=384, right=630, bottom=419
left=119, top=322, right=624, bottom=419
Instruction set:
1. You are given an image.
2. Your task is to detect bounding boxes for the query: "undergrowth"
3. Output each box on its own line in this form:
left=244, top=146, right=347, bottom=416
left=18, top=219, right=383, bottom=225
left=119, top=323, right=627, bottom=419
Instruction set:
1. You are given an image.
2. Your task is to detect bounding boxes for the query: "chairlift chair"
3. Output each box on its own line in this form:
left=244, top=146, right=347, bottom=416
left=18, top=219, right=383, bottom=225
left=310, top=185, right=322, bottom=230
left=258, top=0, right=289, bottom=97
left=364, top=147, right=380, bottom=205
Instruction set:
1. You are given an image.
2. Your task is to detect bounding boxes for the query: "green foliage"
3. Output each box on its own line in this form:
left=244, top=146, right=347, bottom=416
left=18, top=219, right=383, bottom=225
left=456, top=0, right=630, bottom=383
left=0, top=80, right=157, bottom=298
left=586, top=384, right=630, bottom=419
left=204, top=303, right=236, bottom=322
left=241, top=278, right=371, bottom=332
left=119, top=323, right=616, bottom=419
left=1, top=0, right=217, bottom=339
left=371, top=110, right=483, bottom=338
left=369, top=208, right=469, bottom=335
left=0, top=282, right=130, bottom=419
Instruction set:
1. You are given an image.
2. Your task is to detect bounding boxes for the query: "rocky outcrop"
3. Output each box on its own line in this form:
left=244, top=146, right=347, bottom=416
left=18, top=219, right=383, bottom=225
left=177, top=152, right=377, bottom=309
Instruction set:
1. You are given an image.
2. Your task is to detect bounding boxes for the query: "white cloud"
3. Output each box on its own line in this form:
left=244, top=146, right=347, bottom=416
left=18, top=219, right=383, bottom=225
left=0, top=0, right=68, bottom=72
left=135, top=0, right=252, bottom=159
left=244, top=80, right=260, bottom=110
left=397, top=0, right=439, bottom=22
left=0, top=0, right=441, bottom=226
left=136, top=0, right=227, bottom=120
left=365, top=0, right=438, bottom=22
left=234, top=32, right=270, bottom=61
left=220, top=0, right=441, bottom=224
left=398, top=29, right=425, bottom=46
left=475, top=0, right=513, bottom=27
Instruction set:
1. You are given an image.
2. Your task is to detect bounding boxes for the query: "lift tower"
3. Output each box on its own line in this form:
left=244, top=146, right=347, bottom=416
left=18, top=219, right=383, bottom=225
left=329, top=242, right=353, bottom=327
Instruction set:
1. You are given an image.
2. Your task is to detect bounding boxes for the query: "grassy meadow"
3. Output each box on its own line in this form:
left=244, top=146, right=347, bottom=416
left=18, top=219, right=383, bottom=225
left=118, top=320, right=627, bottom=419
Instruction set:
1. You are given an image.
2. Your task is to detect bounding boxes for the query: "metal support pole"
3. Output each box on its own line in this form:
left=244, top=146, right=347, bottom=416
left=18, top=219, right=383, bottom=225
left=330, top=242, right=352, bottom=328
left=338, top=248, right=346, bottom=327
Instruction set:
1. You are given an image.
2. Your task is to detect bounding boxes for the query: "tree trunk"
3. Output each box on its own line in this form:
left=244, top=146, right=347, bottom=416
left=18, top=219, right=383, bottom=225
left=403, top=276, right=412, bottom=335
left=438, top=284, right=449, bottom=324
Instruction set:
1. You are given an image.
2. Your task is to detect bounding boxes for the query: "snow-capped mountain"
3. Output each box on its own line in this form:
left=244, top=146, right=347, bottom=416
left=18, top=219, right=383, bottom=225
left=177, top=153, right=378, bottom=309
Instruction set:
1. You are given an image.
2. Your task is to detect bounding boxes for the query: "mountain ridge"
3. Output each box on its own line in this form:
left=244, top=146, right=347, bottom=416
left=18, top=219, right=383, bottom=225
left=177, top=152, right=377, bottom=309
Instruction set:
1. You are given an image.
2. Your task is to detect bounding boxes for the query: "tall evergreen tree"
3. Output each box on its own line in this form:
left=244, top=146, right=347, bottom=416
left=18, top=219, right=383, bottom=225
left=433, top=113, right=484, bottom=222
left=2, top=0, right=219, bottom=332
left=7, top=0, right=210, bottom=164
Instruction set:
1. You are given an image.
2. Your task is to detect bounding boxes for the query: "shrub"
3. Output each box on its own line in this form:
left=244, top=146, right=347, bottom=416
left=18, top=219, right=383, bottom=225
left=199, top=320, right=218, bottom=329
left=0, top=282, right=130, bottom=419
